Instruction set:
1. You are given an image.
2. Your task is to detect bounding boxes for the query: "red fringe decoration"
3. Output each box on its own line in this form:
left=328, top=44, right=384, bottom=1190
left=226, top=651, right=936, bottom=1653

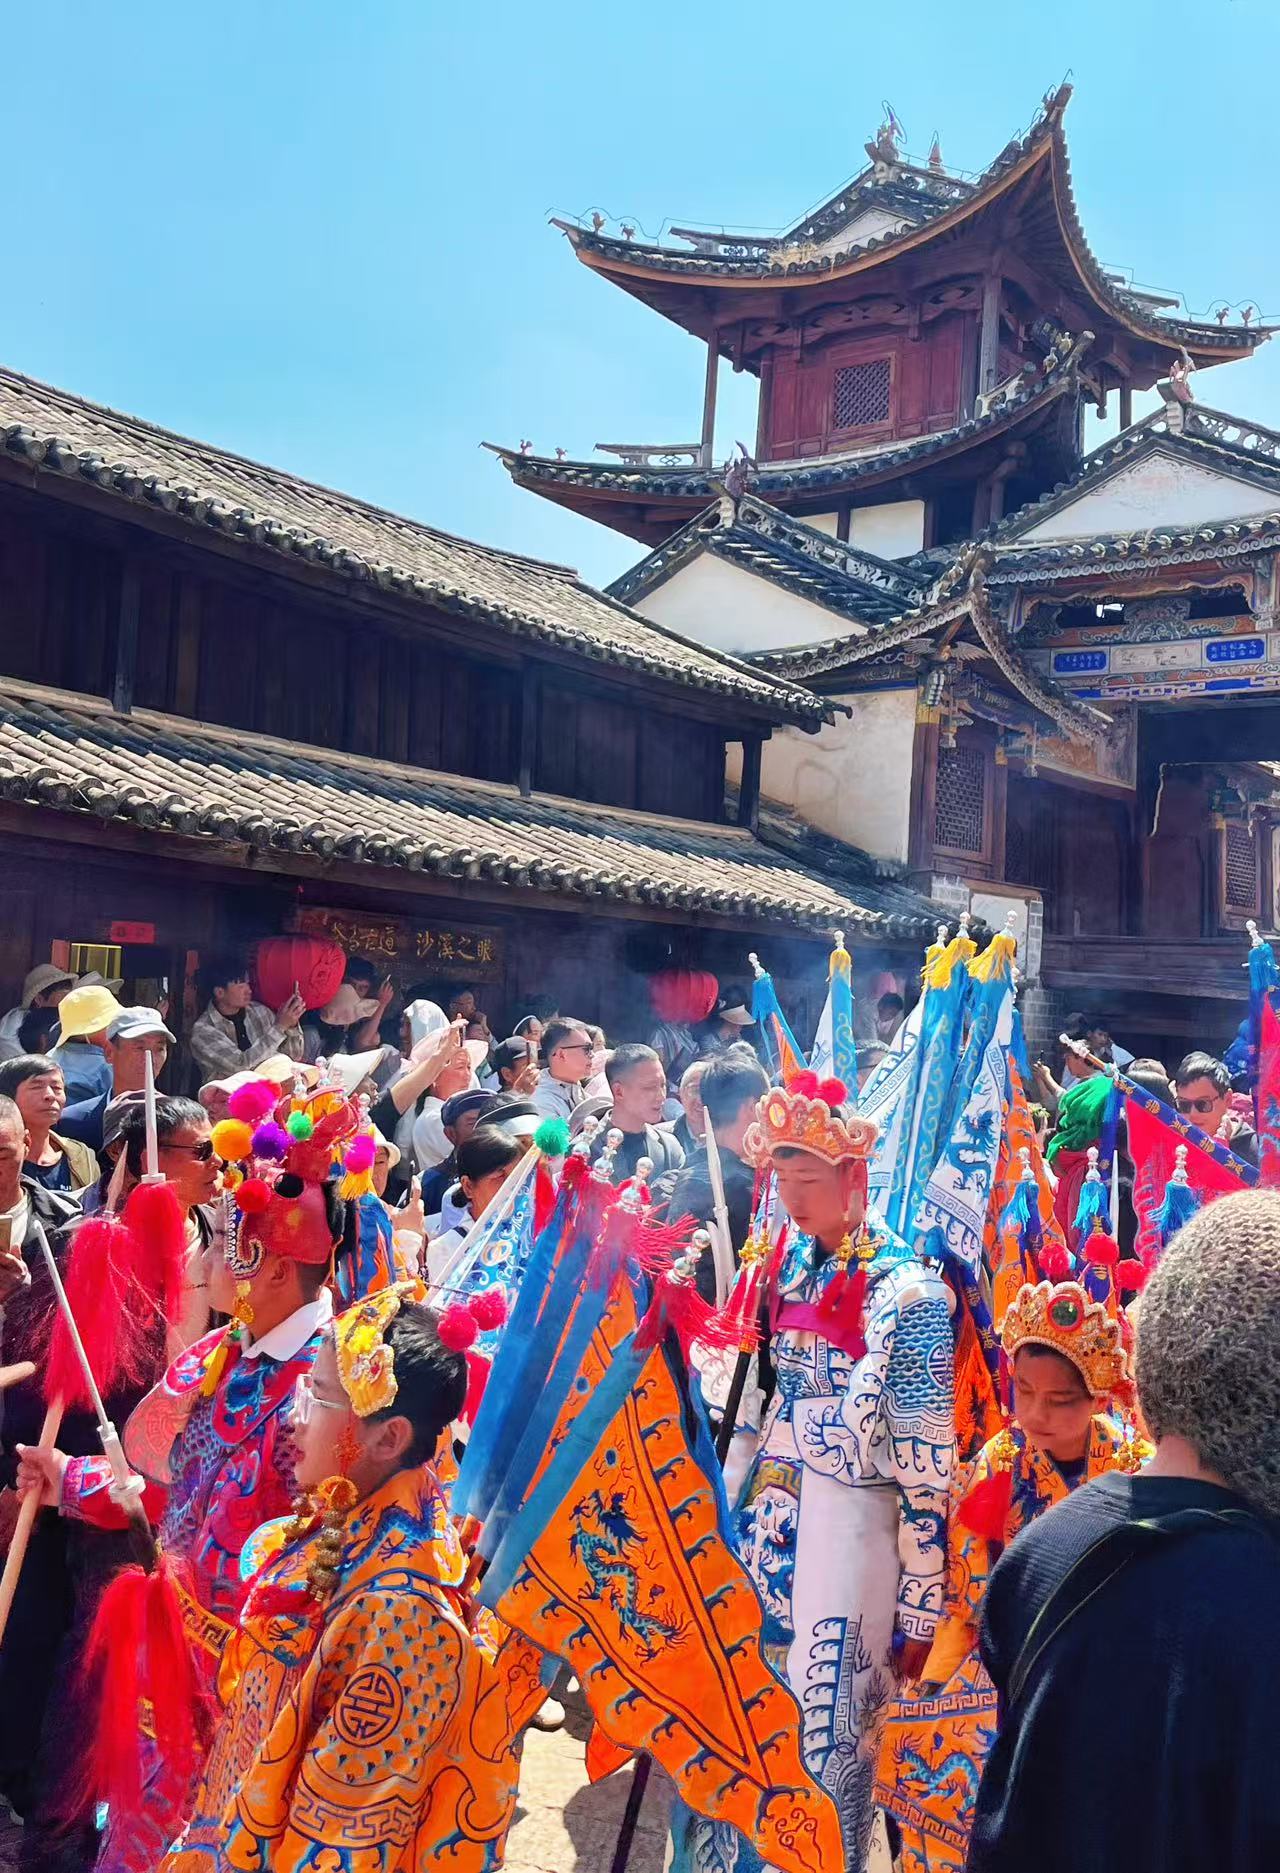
left=709, top=1258, right=764, bottom=1355
left=635, top=1269, right=740, bottom=1357
left=533, top=1158, right=557, bottom=1236
left=814, top=1264, right=868, bottom=1360
left=79, top=1555, right=215, bottom=1819
left=957, top=1467, right=1014, bottom=1542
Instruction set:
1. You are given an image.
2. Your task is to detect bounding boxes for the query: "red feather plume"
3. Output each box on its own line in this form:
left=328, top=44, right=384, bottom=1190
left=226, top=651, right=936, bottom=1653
left=42, top=1182, right=187, bottom=1411
left=78, top=1556, right=215, bottom=1819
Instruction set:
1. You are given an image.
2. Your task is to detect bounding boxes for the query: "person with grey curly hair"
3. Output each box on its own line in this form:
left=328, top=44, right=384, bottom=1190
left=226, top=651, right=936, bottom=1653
left=968, top=1189, right=1280, bottom=1873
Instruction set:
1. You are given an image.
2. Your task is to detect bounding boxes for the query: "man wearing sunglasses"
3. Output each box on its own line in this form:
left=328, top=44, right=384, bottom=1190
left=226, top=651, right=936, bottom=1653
left=1171, top=1051, right=1259, bottom=1168
left=531, top=1016, right=593, bottom=1122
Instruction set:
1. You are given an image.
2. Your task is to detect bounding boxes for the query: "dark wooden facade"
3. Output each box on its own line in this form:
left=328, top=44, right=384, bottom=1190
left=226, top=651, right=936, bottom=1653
left=0, top=480, right=728, bottom=820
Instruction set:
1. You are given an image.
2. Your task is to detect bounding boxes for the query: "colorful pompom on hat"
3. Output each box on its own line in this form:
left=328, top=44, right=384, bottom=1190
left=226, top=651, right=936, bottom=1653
left=217, top=1072, right=371, bottom=1272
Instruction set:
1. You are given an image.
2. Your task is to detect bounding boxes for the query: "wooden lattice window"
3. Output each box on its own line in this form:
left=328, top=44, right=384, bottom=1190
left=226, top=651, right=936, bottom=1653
left=934, top=744, right=987, bottom=855
left=1224, top=821, right=1259, bottom=914
left=833, top=358, right=891, bottom=430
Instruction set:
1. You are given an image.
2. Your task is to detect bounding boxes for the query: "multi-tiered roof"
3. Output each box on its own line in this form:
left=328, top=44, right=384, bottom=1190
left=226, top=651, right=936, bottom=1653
left=493, top=87, right=1268, bottom=546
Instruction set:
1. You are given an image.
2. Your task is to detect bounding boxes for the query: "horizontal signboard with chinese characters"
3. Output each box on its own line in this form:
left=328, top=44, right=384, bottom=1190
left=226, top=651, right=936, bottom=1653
left=289, top=907, right=503, bottom=981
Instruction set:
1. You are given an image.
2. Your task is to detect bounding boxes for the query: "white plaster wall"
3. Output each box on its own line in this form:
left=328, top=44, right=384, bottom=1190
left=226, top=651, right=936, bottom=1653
left=633, top=553, right=865, bottom=655
left=736, top=685, right=918, bottom=862
left=847, top=499, right=926, bottom=559
left=1018, top=447, right=1280, bottom=542
left=805, top=513, right=841, bottom=535
left=815, top=207, right=904, bottom=254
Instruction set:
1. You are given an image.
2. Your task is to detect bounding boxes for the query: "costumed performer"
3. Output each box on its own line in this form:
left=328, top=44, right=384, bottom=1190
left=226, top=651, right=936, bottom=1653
left=162, top=1281, right=542, bottom=1873
left=673, top=1070, right=956, bottom=1873
left=876, top=1277, right=1149, bottom=1871
left=19, top=1077, right=364, bottom=1873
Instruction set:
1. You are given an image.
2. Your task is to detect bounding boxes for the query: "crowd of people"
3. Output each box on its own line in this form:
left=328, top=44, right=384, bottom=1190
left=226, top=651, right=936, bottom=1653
left=0, top=941, right=1273, bottom=1873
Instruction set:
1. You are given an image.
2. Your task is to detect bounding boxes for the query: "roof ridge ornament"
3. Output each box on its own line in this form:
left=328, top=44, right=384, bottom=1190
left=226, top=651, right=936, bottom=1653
left=864, top=103, right=904, bottom=178
left=1157, top=347, right=1196, bottom=431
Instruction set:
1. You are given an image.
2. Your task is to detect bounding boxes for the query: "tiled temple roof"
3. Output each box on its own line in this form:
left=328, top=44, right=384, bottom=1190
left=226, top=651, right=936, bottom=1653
left=0, top=367, right=826, bottom=728
left=985, top=404, right=1280, bottom=580
left=608, top=495, right=929, bottom=628
left=490, top=350, right=1081, bottom=508
left=554, top=87, right=1268, bottom=359
left=0, top=683, right=936, bottom=939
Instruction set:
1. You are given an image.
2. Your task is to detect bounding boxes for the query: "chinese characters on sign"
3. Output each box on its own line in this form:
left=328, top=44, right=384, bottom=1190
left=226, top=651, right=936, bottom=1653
left=290, top=908, right=503, bottom=982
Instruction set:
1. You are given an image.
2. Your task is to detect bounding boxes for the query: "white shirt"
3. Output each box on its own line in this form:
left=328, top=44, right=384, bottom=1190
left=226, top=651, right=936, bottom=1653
left=0, top=1192, right=31, bottom=1251
left=240, top=1288, right=334, bottom=1363
left=412, top=1096, right=450, bottom=1171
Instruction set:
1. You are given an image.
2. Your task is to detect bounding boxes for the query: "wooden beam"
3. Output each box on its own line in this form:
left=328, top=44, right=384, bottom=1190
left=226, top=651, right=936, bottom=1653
left=737, top=735, right=763, bottom=833
left=111, top=561, right=141, bottom=714
left=700, top=337, right=720, bottom=468
left=517, top=661, right=540, bottom=798
left=1119, top=383, right=1133, bottom=430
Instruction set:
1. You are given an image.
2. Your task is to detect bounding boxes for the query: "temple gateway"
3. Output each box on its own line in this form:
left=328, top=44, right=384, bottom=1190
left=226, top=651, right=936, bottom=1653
left=494, top=85, right=1280, bottom=1061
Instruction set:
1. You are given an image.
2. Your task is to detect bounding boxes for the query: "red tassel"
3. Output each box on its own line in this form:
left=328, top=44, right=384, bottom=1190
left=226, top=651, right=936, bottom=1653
left=79, top=1555, right=215, bottom=1820
left=1116, top=1257, right=1147, bottom=1293
left=533, top=1158, right=556, bottom=1236
left=814, top=1264, right=868, bottom=1359
left=786, top=1069, right=820, bottom=1098
left=709, top=1258, right=763, bottom=1355
left=816, top=1077, right=848, bottom=1109
left=121, top=1179, right=188, bottom=1332
left=635, top=1268, right=738, bottom=1356
left=461, top=1347, right=490, bottom=1425
left=42, top=1184, right=189, bottom=1411
left=957, top=1467, right=1014, bottom=1542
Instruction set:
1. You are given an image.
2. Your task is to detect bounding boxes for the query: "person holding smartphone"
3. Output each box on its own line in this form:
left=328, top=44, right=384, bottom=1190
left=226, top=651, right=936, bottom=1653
left=189, top=956, right=305, bottom=1082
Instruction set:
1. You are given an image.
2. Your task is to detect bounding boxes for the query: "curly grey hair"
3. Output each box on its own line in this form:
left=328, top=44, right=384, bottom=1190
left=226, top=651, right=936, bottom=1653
left=1136, top=1189, right=1280, bottom=1516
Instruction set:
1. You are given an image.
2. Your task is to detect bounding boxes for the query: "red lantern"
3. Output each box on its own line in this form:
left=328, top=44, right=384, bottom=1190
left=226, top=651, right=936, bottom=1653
left=649, top=968, right=718, bottom=1026
left=253, top=936, right=346, bottom=1012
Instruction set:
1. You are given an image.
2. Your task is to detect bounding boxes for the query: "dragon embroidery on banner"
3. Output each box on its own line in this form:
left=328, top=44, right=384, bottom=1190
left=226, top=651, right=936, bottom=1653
left=570, top=1488, right=682, bottom=1658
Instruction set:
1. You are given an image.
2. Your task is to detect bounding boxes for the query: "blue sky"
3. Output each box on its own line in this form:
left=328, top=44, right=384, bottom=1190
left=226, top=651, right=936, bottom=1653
left=7, top=0, right=1279, bottom=590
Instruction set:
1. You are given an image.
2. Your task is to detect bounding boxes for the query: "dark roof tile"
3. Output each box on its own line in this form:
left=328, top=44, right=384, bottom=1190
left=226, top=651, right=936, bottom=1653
left=0, top=367, right=826, bottom=728
left=0, top=685, right=935, bottom=939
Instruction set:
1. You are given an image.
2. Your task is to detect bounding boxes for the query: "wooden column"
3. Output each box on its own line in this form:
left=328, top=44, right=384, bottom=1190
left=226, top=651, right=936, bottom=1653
left=977, top=272, right=1001, bottom=400
left=755, top=353, right=773, bottom=459
left=517, top=662, right=540, bottom=799
left=111, top=562, right=141, bottom=715
left=1119, top=383, right=1133, bottom=430
left=908, top=710, right=941, bottom=881
left=700, top=336, right=720, bottom=468
left=737, top=734, right=763, bottom=834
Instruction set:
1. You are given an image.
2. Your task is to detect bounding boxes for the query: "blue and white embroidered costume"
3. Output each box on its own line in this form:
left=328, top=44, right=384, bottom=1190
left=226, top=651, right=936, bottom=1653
left=675, top=1212, right=954, bottom=1873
